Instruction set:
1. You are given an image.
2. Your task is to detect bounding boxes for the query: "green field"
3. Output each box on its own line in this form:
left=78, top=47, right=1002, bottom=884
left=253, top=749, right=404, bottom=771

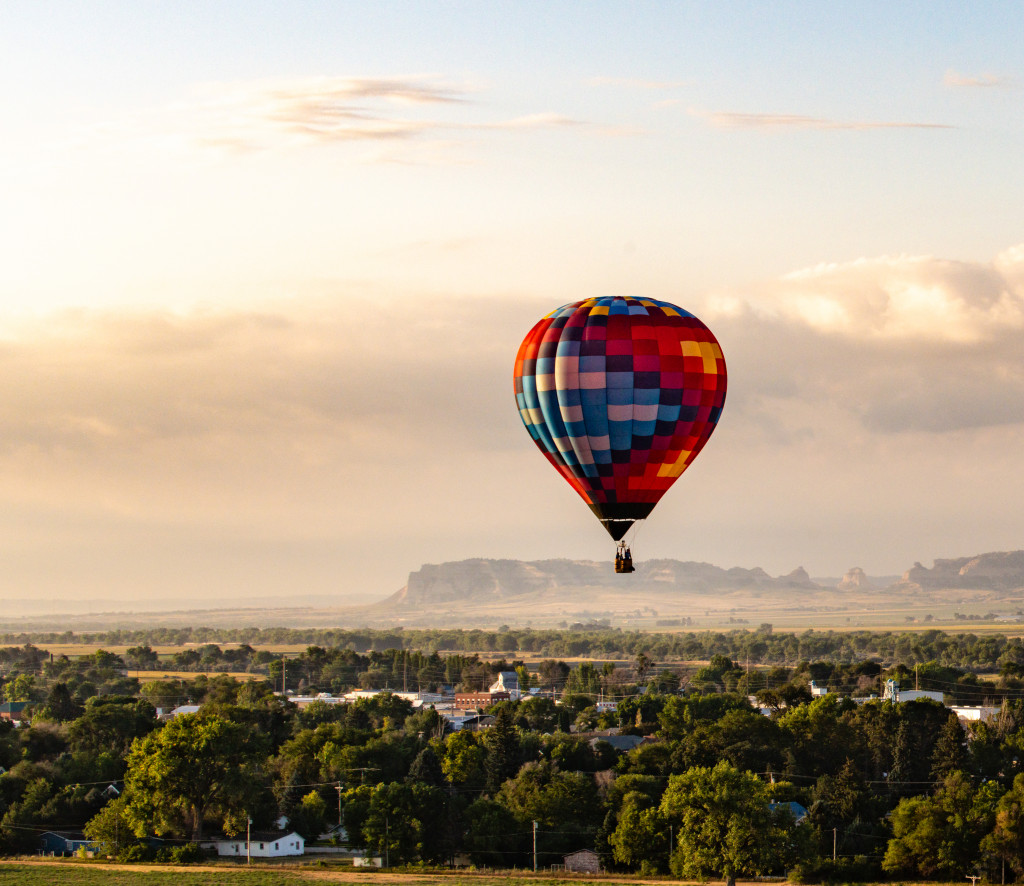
left=0, top=862, right=315, bottom=886
left=0, top=861, right=671, bottom=886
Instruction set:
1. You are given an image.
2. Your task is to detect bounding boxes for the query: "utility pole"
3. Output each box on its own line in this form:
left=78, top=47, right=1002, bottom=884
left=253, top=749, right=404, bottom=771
left=336, top=782, right=343, bottom=830
left=385, top=815, right=390, bottom=868
left=533, top=820, right=538, bottom=872
left=833, top=827, right=837, bottom=861
left=282, top=657, right=286, bottom=694
left=247, top=817, right=252, bottom=865
left=669, top=825, right=673, bottom=867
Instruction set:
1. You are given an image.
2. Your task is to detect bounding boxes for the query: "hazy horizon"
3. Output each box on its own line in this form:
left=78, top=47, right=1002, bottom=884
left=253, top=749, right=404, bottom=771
left=2, top=3, right=1023, bottom=608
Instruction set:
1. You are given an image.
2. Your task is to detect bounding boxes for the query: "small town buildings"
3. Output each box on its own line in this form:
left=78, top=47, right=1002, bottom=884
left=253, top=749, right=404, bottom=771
left=205, top=830, right=305, bottom=858
left=0, top=702, right=28, bottom=722
left=810, top=681, right=828, bottom=697
left=883, top=680, right=943, bottom=704
left=158, top=704, right=201, bottom=720
left=286, top=689, right=450, bottom=709
left=588, top=733, right=644, bottom=752
left=563, top=848, right=601, bottom=873
left=951, top=705, right=1001, bottom=723
left=454, top=690, right=509, bottom=708
left=38, top=831, right=97, bottom=856
left=488, top=671, right=521, bottom=701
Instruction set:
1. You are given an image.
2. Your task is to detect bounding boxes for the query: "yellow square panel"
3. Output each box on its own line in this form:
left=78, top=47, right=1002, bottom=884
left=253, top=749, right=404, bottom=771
left=657, top=450, right=692, bottom=478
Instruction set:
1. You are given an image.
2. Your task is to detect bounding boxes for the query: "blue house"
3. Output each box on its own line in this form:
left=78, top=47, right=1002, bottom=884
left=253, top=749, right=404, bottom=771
left=38, top=831, right=98, bottom=856
left=769, top=801, right=808, bottom=823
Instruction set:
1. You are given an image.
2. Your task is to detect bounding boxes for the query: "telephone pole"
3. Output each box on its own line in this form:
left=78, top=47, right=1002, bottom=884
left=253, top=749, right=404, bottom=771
left=533, top=820, right=538, bottom=872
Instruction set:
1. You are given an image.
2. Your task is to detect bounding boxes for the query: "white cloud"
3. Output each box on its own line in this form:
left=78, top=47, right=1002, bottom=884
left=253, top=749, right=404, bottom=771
left=765, top=253, right=1024, bottom=342
left=944, top=69, right=1015, bottom=88
left=79, top=75, right=592, bottom=160
left=704, top=246, right=1024, bottom=435
left=690, top=108, right=953, bottom=131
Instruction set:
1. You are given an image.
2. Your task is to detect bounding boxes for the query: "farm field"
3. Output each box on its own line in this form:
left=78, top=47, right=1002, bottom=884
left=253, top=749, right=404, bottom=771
left=127, top=670, right=263, bottom=683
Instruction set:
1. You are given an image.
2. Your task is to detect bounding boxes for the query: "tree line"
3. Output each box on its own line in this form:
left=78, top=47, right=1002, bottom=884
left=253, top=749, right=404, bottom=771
left=5, top=625, right=1024, bottom=671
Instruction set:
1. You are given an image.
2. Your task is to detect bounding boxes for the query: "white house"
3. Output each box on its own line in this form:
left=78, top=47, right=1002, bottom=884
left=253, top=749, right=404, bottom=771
left=159, top=704, right=201, bottom=720
left=488, top=671, right=521, bottom=701
left=209, top=830, right=305, bottom=858
left=951, top=705, right=1001, bottom=723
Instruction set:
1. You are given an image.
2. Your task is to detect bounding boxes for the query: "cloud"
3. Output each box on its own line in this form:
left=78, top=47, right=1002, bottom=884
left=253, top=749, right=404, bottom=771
left=177, top=75, right=468, bottom=152
left=0, top=296, right=540, bottom=461
left=944, top=69, right=1015, bottom=88
left=690, top=108, right=953, bottom=131
left=705, top=246, right=1024, bottom=435
left=84, top=75, right=592, bottom=159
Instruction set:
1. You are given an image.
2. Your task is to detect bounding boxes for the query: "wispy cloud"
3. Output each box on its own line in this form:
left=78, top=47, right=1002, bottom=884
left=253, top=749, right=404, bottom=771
left=84, top=75, right=590, bottom=158
left=173, top=75, right=469, bottom=152
left=690, top=108, right=953, bottom=131
left=944, top=69, right=1015, bottom=88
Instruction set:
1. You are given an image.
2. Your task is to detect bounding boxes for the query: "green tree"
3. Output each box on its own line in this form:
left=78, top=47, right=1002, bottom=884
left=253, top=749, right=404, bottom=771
left=981, top=772, right=1024, bottom=878
left=362, top=780, right=447, bottom=864
left=41, top=682, right=81, bottom=723
left=407, top=744, right=445, bottom=789
left=883, top=769, right=999, bottom=879
left=83, top=796, right=135, bottom=856
left=2, top=674, right=34, bottom=703
left=440, top=729, right=486, bottom=788
left=931, top=711, right=968, bottom=780
left=660, top=760, right=798, bottom=886
left=123, top=713, right=262, bottom=840
left=291, top=790, right=329, bottom=841
left=67, top=698, right=157, bottom=759
left=608, top=790, right=668, bottom=873
left=463, top=797, right=524, bottom=867
left=484, top=705, right=520, bottom=792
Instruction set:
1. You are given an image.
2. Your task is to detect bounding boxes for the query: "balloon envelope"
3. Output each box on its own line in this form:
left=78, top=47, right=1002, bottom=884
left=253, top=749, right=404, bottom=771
left=513, top=296, right=727, bottom=540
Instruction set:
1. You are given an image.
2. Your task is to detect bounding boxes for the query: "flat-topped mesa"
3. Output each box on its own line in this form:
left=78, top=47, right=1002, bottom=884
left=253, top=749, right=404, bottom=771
left=388, top=558, right=827, bottom=609
left=898, top=551, right=1024, bottom=591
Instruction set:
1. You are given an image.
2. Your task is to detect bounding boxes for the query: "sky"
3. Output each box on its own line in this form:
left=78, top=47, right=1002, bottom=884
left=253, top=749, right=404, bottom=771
left=1, top=2, right=1023, bottom=610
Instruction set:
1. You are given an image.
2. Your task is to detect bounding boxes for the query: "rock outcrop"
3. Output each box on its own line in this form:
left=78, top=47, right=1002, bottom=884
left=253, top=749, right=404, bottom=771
left=838, top=567, right=871, bottom=590
left=385, top=558, right=826, bottom=610
left=897, top=551, right=1024, bottom=591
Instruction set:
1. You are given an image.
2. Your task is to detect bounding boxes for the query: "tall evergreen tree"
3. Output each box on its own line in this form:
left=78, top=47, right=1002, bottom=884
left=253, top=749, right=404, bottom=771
left=484, top=705, right=521, bottom=792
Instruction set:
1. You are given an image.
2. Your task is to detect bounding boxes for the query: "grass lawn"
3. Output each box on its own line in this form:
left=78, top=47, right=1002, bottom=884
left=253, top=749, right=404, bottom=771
left=0, top=861, right=314, bottom=885
left=0, top=860, right=685, bottom=886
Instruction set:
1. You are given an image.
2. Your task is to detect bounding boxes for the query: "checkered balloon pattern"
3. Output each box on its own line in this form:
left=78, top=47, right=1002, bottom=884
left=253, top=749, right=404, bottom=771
left=513, top=297, right=727, bottom=540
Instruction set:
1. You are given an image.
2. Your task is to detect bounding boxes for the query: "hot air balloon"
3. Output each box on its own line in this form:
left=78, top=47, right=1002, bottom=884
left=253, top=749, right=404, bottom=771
left=513, top=296, right=726, bottom=570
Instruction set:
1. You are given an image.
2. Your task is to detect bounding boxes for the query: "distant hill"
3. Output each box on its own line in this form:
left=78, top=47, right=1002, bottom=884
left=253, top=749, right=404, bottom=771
left=897, top=551, right=1024, bottom=591
left=373, top=551, right=1024, bottom=628
left=384, top=558, right=823, bottom=609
